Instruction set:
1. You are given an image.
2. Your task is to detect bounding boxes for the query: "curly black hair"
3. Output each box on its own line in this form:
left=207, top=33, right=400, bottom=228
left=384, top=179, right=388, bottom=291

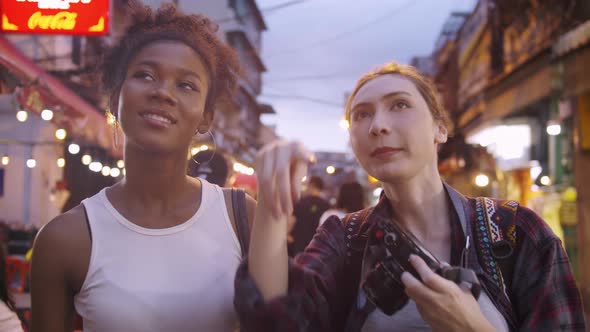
left=101, top=0, right=241, bottom=115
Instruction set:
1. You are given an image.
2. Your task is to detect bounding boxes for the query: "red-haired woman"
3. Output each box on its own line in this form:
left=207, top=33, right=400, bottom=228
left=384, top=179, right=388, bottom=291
left=235, top=62, right=586, bottom=331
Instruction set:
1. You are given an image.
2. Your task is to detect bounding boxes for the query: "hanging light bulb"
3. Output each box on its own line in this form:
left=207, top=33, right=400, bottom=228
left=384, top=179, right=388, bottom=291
left=41, top=109, right=54, bottom=121
left=16, top=110, right=28, bottom=122
left=117, top=160, right=125, bottom=168
left=110, top=167, right=121, bottom=177
left=475, top=174, right=489, bottom=187
left=81, top=154, right=92, bottom=165
left=89, top=161, right=102, bottom=172
left=26, top=159, right=36, bottom=168
left=1, top=155, right=9, bottom=166
left=546, top=121, right=561, bottom=136
left=101, top=165, right=111, bottom=176
left=68, top=143, right=80, bottom=155
left=55, top=128, right=67, bottom=140
left=540, top=176, right=552, bottom=186
left=57, top=158, right=66, bottom=168
left=326, top=165, right=336, bottom=174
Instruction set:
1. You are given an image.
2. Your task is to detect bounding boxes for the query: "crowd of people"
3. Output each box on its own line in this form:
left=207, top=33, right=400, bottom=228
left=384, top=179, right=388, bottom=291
left=18, top=1, right=587, bottom=331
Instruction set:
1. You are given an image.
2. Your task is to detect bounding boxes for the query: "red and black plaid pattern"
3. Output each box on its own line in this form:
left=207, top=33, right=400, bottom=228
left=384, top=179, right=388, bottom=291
left=234, top=191, right=586, bottom=331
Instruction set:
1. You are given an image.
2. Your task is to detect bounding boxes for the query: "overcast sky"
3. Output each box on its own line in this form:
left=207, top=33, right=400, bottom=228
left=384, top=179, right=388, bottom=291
left=255, top=0, right=477, bottom=153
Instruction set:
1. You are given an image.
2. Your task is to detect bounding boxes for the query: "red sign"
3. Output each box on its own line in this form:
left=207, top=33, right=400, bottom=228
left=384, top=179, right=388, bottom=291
left=1, top=0, right=109, bottom=35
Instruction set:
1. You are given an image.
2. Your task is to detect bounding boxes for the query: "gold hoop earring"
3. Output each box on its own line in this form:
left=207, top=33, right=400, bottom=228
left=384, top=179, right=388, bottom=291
left=105, top=109, right=120, bottom=149
left=192, top=130, right=217, bottom=165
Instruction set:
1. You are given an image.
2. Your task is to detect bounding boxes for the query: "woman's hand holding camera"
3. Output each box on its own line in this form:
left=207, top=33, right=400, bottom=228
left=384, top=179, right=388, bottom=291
left=401, top=255, right=496, bottom=332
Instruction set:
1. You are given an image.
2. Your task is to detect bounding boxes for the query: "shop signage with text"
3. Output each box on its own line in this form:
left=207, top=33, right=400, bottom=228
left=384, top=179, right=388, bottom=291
left=1, top=0, right=109, bottom=35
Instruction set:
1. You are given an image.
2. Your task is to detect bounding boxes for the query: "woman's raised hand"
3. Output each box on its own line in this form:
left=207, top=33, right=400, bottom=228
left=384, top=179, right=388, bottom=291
left=254, top=140, right=315, bottom=220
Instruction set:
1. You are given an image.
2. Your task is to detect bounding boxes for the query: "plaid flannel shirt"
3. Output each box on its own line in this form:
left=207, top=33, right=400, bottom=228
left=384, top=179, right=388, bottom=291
left=234, top=186, right=586, bottom=332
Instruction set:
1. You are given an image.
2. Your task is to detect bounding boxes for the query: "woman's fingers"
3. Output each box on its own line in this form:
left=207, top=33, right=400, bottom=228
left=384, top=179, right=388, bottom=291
left=289, top=141, right=314, bottom=203
left=408, top=255, right=456, bottom=293
left=275, top=144, right=293, bottom=217
left=401, top=271, right=438, bottom=303
left=255, top=140, right=314, bottom=220
left=255, top=144, right=277, bottom=216
left=290, top=161, right=307, bottom=204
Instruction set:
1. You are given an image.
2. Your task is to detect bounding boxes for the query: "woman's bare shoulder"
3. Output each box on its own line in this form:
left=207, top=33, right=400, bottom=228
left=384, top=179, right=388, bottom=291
left=32, top=205, right=92, bottom=289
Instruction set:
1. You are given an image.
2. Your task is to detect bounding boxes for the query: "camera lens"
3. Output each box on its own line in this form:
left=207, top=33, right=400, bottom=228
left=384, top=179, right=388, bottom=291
left=384, top=233, right=397, bottom=246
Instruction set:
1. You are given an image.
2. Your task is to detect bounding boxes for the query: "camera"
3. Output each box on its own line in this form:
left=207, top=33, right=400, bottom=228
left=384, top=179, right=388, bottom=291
left=361, top=216, right=481, bottom=315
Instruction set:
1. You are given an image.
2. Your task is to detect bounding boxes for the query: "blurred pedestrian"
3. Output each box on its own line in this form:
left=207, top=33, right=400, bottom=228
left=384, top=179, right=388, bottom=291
left=287, top=176, right=329, bottom=257
left=319, top=181, right=365, bottom=226
left=31, top=2, right=254, bottom=332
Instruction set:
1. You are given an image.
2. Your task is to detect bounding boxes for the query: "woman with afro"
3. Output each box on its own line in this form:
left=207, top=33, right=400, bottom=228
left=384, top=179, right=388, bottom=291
left=31, top=2, right=254, bottom=331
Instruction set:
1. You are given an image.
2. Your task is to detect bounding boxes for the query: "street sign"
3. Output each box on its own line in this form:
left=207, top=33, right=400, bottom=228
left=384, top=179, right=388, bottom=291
left=1, top=0, right=109, bottom=35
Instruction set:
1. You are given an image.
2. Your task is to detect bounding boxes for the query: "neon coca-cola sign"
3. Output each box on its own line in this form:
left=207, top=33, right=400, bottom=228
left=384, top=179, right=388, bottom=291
left=1, top=0, right=109, bottom=35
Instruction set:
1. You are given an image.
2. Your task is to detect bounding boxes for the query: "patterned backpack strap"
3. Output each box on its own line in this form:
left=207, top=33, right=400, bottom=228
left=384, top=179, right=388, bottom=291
left=474, top=197, right=519, bottom=298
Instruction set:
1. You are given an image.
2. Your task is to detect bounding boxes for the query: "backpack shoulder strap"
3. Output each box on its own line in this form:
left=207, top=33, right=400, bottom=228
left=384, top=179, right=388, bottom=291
left=474, top=197, right=519, bottom=298
left=341, top=208, right=376, bottom=332
left=231, top=188, right=250, bottom=257
left=342, top=208, right=373, bottom=259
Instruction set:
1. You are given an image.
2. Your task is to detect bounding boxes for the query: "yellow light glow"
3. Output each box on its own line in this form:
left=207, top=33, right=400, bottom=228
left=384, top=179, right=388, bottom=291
left=339, top=119, right=350, bottom=129
left=117, top=160, right=125, bottom=168
left=1, top=155, right=9, bottom=166
left=326, top=165, right=336, bottom=174
left=540, top=176, right=551, bottom=186
left=55, top=128, right=67, bottom=140
left=200, top=145, right=209, bottom=151
left=101, top=166, right=111, bottom=176
left=57, top=158, right=65, bottom=168
left=16, top=110, right=28, bottom=122
left=81, top=154, right=92, bottom=165
left=475, top=174, right=489, bottom=187
left=191, top=147, right=200, bottom=156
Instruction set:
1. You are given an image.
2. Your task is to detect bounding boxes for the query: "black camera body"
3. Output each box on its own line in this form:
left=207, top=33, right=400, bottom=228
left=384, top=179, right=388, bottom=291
left=362, top=216, right=481, bottom=315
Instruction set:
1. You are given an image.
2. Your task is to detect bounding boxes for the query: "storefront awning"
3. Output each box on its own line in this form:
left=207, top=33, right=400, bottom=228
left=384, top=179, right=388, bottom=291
left=0, top=36, right=122, bottom=157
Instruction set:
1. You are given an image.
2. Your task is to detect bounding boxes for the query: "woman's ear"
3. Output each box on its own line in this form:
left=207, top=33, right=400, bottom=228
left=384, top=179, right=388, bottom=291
left=196, top=111, right=213, bottom=134
left=435, top=123, right=448, bottom=144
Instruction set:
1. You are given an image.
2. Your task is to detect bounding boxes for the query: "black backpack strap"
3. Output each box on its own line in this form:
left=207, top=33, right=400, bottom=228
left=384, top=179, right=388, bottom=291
left=81, top=203, right=93, bottom=243
left=231, top=188, right=250, bottom=257
left=342, top=209, right=375, bottom=332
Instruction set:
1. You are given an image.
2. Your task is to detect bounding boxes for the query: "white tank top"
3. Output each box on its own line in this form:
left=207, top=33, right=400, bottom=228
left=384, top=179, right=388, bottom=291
left=74, top=179, right=242, bottom=332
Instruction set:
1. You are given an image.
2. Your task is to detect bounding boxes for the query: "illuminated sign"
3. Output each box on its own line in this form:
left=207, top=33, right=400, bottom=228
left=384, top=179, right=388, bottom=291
left=1, top=0, right=109, bottom=35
